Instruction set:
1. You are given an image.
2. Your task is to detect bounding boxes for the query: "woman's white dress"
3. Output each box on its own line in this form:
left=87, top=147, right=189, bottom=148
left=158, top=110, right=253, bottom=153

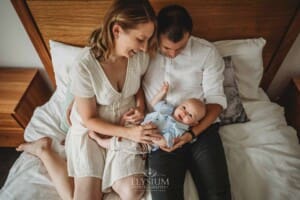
left=65, top=48, right=149, bottom=192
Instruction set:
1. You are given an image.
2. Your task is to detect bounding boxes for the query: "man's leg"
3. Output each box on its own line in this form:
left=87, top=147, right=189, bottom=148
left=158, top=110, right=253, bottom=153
left=189, top=123, right=231, bottom=200
left=148, top=148, right=187, bottom=200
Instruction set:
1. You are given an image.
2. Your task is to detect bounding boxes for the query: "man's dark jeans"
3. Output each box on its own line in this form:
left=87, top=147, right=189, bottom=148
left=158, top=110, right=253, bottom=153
left=148, top=123, right=231, bottom=200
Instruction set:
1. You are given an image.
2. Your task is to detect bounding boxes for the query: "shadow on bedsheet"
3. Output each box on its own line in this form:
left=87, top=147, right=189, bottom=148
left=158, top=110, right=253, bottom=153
left=0, top=148, right=21, bottom=188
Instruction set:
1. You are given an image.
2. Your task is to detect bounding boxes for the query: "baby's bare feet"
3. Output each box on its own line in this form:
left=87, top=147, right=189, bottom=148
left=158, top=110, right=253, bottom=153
left=16, top=137, right=52, bottom=157
left=88, top=131, right=111, bottom=149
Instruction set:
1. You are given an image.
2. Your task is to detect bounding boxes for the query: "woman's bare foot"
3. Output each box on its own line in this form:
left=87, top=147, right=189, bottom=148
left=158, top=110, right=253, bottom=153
left=16, top=137, right=52, bottom=157
left=88, top=131, right=111, bottom=149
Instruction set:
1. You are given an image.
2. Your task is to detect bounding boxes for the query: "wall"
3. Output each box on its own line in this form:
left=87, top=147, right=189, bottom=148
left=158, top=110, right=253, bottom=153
left=0, top=0, right=51, bottom=88
left=0, top=0, right=299, bottom=97
left=267, top=33, right=300, bottom=100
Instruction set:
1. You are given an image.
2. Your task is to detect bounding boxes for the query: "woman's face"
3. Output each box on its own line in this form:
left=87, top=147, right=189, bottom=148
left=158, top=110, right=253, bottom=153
left=113, top=22, right=155, bottom=58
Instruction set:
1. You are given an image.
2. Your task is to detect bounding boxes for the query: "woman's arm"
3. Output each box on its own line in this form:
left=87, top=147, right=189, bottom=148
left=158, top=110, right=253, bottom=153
left=75, top=96, right=161, bottom=143
left=120, top=86, right=146, bottom=125
left=75, top=96, right=123, bottom=136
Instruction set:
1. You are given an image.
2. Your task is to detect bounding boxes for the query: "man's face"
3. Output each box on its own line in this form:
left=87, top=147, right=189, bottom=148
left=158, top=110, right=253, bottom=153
left=159, top=32, right=190, bottom=58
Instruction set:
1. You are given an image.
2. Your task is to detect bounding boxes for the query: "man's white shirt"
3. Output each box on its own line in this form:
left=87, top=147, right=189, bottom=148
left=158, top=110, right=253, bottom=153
left=143, top=36, right=227, bottom=114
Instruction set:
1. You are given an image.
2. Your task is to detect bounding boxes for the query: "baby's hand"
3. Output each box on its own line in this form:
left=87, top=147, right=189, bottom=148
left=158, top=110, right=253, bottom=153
left=160, top=82, right=169, bottom=94
left=152, top=137, right=167, bottom=147
left=120, top=109, right=134, bottom=126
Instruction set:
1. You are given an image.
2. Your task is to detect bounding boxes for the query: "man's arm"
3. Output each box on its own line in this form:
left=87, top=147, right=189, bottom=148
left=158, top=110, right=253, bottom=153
left=160, top=45, right=225, bottom=152
left=135, top=86, right=146, bottom=114
left=190, top=103, right=222, bottom=137
left=189, top=44, right=226, bottom=136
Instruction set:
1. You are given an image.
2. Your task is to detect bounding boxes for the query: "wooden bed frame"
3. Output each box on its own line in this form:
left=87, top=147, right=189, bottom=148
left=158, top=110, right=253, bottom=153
left=11, top=0, right=300, bottom=92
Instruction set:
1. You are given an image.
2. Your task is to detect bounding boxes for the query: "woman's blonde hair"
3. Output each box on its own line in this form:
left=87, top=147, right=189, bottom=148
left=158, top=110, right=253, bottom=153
left=89, top=0, right=157, bottom=60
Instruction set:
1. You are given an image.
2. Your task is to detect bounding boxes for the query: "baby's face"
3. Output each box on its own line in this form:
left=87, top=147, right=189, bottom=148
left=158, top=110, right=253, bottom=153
left=173, top=99, right=205, bottom=125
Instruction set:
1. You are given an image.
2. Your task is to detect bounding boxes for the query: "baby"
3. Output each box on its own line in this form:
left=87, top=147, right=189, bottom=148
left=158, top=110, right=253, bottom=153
left=89, top=82, right=206, bottom=152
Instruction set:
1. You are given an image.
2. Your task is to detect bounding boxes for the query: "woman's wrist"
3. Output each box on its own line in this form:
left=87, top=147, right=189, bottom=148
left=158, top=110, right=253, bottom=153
left=121, top=126, right=131, bottom=139
left=122, top=125, right=139, bottom=141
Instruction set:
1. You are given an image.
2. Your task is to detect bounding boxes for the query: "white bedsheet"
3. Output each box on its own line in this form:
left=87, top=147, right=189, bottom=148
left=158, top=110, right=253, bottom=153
left=1, top=89, right=299, bottom=200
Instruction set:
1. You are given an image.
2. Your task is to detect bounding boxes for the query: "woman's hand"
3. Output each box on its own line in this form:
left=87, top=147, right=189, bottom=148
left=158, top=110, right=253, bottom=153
left=121, top=107, right=145, bottom=125
left=125, top=122, right=162, bottom=144
left=160, top=132, right=193, bottom=152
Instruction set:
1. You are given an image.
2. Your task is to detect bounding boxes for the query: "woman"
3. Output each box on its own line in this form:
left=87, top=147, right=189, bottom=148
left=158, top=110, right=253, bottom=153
left=16, top=0, right=160, bottom=200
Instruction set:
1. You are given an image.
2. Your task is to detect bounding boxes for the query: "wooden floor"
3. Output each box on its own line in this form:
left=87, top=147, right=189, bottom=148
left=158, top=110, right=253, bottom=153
left=0, top=148, right=21, bottom=188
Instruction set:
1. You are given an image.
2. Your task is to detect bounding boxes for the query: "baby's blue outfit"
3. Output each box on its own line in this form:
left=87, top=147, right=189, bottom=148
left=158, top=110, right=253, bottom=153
left=143, top=101, right=189, bottom=150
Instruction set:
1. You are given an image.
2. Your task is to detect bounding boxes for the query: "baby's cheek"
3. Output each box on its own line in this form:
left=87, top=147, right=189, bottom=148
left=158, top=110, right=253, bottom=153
left=186, top=119, right=193, bottom=125
left=183, top=118, right=188, bottom=124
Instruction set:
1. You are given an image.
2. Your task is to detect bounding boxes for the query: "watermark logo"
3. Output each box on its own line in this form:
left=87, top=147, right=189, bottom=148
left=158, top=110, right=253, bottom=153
left=131, top=168, right=170, bottom=191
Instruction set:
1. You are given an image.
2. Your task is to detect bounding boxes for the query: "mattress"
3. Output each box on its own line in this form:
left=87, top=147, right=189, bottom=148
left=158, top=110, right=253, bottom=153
left=0, top=88, right=300, bottom=200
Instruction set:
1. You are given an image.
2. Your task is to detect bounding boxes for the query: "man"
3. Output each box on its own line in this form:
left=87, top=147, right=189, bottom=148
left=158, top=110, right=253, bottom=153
left=142, top=5, right=231, bottom=200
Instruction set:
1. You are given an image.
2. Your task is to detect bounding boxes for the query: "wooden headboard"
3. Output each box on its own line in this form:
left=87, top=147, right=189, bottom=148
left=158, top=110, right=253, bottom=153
left=12, top=0, right=300, bottom=91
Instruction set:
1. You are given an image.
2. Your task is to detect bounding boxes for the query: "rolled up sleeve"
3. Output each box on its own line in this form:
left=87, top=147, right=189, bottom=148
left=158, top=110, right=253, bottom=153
left=202, top=47, right=227, bottom=109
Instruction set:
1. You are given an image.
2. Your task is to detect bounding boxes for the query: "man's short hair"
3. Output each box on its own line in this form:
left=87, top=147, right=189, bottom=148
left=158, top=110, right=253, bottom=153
left=157, top=5, right=193, bottom=43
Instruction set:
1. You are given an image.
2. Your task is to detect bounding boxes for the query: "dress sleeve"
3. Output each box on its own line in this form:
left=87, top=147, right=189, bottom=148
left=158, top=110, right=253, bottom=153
left=202, top=46, right=227, bottom=109
left=70, top=61, right=94, bottom=98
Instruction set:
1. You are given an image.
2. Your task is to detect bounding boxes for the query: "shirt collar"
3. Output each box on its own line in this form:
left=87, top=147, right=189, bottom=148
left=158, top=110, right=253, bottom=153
left=180, top=36, right=192, bottom=56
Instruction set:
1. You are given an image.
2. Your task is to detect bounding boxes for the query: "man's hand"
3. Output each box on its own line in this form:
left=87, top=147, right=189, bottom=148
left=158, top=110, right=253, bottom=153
left=160, top=132, right=193, bottom=152
left=121, top=107, right=145, bottom=125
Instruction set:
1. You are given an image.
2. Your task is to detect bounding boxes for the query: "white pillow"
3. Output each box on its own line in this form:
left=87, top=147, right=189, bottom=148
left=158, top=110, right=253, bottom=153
left=214, top=38, right=266, bottom=100
left=49, top=40, right=83, bottom=95
left=49, top=38, right=266, bottom=100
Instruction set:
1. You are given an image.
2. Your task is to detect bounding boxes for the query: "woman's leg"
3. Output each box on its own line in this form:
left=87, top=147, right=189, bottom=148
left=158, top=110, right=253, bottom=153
left=16, top=137, right=74, bottom=200
left=68, top=132, right=104, bottom=200
left=89, top=131, right=111, bottom=149
left=74, top=177, right=102, bottom=200
left=189, top=123, right=231, bottom=200
left=148, top=148, right=187, bottom=200
left=112, top=174, right=145, bottom=200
